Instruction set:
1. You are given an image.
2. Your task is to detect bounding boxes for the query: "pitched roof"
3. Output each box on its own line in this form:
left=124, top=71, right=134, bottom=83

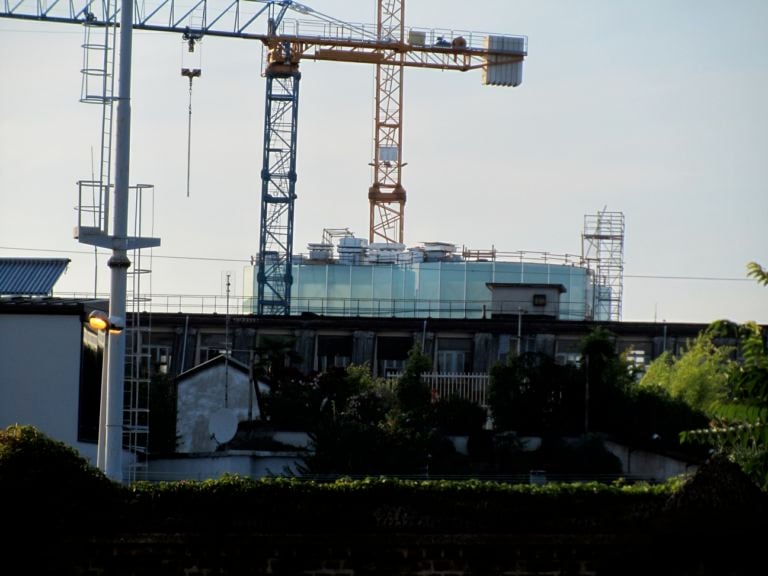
left=0, top=258, right=71, bottom=296
left=176, top=354, right=250, bottom=382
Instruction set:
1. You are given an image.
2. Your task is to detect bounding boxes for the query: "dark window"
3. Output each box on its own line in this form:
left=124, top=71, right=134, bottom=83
left=317, top=335, right=353, bottom=371
left=376, top=336, right=414, bottom=376
left=78, top=327, right=104, bottom=443
left=533, top=294, right=547, bottom=307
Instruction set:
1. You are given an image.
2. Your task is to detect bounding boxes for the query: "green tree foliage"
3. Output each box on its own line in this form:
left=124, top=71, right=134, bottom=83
left=580, top=327, right=635, bottom=432
left=487, top=326, right=707, bottom=461
left=0, top=425, right=123, bottom=535
left=433, top=396, right=488, bottom=435
left=608, top=386, right=709, bottom=456
left=254, top=336, right=320, bottom=430
left=638, top=332, right=732, bottom=414
left=303, top=344, right=491, bottom=476
left=393, top=342, right=433, bottom=421
left=487, top=352, right=581, bottom=434
left=680, top=262, right=768, bottom=488
left=747, top=261, right=768, bottom=286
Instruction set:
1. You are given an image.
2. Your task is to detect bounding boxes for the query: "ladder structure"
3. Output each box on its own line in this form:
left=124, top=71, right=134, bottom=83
left=72, top=2, right=160, bottom=482
left=76, top=11, right=117, bottom=260
left=582, top=210, right=625, bottom=321
left=123, top=184, right=156, bottom=483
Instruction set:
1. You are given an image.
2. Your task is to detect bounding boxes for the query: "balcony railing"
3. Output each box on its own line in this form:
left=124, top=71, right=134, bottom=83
left=387, top=372, right=490, bottom=407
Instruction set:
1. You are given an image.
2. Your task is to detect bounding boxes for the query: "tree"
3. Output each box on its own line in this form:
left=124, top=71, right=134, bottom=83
left=487, top=352, right=581, bottom=434
left=638, top=332, right=732, bottom=414
left=747, top=261, right=768, bottom=286
left=253, top=336, right=318, bottom=430
left=393, top=342, right=432, bottom=420
left=681, top=262, right=768, bottom=488
left=580, top=327, right=634, bottom=433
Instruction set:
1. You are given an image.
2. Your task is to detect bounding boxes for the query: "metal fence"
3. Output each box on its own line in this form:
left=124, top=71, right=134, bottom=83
left=387, top=372, right=490, bottom=407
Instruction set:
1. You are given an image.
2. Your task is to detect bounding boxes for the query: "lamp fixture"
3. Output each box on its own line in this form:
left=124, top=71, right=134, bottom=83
left=87, top=310, right=124, bottom=334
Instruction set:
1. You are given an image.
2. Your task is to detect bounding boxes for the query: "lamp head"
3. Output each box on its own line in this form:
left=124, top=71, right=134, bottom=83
left=88, top=310, right=109, bottom=331
left=87, top=310, right=124, bottom=334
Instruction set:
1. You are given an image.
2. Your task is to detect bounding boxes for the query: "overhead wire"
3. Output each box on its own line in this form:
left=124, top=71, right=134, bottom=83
left=0, top=245, right=758, bottom=282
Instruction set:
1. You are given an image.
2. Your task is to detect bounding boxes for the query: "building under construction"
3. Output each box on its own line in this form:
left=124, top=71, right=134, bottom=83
left=243, top=210, right=625, bottom=323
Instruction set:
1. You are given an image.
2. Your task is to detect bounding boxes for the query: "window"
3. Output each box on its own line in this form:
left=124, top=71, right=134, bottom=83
left=147, top=344, right=172, bottom=375
left=78, top=327, right=104, bottom=443
left=533, top=294, right=547, bottom=307
left=376, top=336, right=413, bottom=376
left=436, top=337, right=472, bottom=372
left=437, top=350, right=467, bottom=372
left=317, top=335, right=353, bottom=372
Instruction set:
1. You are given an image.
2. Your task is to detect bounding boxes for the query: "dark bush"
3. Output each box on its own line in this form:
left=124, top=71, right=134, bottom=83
left=433, top=396, right=488, bottom=435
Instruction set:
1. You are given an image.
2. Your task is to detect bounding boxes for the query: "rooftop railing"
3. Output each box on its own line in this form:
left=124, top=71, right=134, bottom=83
left=54, top=292, right=589, bottom=320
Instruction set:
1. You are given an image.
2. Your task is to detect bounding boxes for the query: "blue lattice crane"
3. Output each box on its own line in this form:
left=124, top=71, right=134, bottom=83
left=1, top=0, right=527, bottom=319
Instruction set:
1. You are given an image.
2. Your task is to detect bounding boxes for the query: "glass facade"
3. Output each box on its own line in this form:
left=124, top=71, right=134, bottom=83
left=245, top=260, right=597, bottom=320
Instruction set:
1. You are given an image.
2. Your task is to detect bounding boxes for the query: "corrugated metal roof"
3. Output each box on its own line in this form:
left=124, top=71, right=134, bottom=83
left=0, top=258, right=71, bottom=296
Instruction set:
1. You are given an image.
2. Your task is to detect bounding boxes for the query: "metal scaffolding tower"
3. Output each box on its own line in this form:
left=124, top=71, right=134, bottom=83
left=582, top=210, right=625, bottom=321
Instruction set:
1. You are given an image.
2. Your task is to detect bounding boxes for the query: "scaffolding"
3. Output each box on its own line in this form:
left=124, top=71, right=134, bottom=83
left=582, top=210, right=625, bottom=321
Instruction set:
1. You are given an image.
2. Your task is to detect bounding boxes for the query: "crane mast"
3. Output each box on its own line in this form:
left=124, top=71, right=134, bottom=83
left=370, top=0, right=406, bottom=245
left=2, top=0, right=527, bottom=318
left=257, top=5, right=301, bottom=316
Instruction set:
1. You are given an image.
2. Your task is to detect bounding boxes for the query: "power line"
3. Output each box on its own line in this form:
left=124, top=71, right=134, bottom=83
left=0, top=245, right=249, bottom=264
left=0, top=245, right=756, bottom=282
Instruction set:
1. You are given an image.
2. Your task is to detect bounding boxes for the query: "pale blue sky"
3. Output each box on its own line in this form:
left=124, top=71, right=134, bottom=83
left=1, top=0, right=766, bottom=323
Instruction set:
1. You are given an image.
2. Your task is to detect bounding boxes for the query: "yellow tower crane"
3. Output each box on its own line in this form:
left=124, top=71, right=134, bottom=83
left=1, top=0, right=527, bottom=318
left=261, top=0, right=527, bottom=245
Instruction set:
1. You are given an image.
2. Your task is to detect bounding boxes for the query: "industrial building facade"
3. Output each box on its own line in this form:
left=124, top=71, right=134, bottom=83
left=139, top=311, right=704, bottom=381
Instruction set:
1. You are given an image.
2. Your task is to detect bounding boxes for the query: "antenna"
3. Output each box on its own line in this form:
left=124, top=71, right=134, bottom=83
left=181, top=32, right=202, bottom=198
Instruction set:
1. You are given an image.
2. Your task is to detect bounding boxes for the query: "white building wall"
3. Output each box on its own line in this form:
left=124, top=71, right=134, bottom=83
left=0, top=313, right=97, bottom=464
left=176, top=363, right=260, bottom=453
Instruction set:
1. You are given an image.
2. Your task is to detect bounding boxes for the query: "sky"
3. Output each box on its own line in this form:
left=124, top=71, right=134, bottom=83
left=1, top=0, right=766, bottom=325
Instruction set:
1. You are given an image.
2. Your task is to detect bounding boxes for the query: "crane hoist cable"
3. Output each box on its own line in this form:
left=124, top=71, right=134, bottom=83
left=181, top=32, right=202, bottom=198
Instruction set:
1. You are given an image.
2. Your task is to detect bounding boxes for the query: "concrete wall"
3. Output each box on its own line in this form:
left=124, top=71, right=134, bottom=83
left=605, top=440, right=699, bottom=480
left=147, top=451, right=304, bottom=482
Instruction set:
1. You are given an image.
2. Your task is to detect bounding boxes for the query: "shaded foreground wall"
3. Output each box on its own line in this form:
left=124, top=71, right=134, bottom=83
left=39, top=529, right=763, bottom=575
left=12, top=457, right=767, bottom=576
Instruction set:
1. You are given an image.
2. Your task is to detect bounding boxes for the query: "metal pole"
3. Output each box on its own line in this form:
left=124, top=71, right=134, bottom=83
left=517, top=307, right=522, bottom=355
left=103, top=0, right=135, bottom=483
left=96, top=331, right=108, bottom=470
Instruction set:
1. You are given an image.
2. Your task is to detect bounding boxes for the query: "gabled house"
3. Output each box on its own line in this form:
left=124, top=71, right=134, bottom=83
left=146, top=354, right=306, bottom=481
left=175, top=354, right=268, bottom=453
